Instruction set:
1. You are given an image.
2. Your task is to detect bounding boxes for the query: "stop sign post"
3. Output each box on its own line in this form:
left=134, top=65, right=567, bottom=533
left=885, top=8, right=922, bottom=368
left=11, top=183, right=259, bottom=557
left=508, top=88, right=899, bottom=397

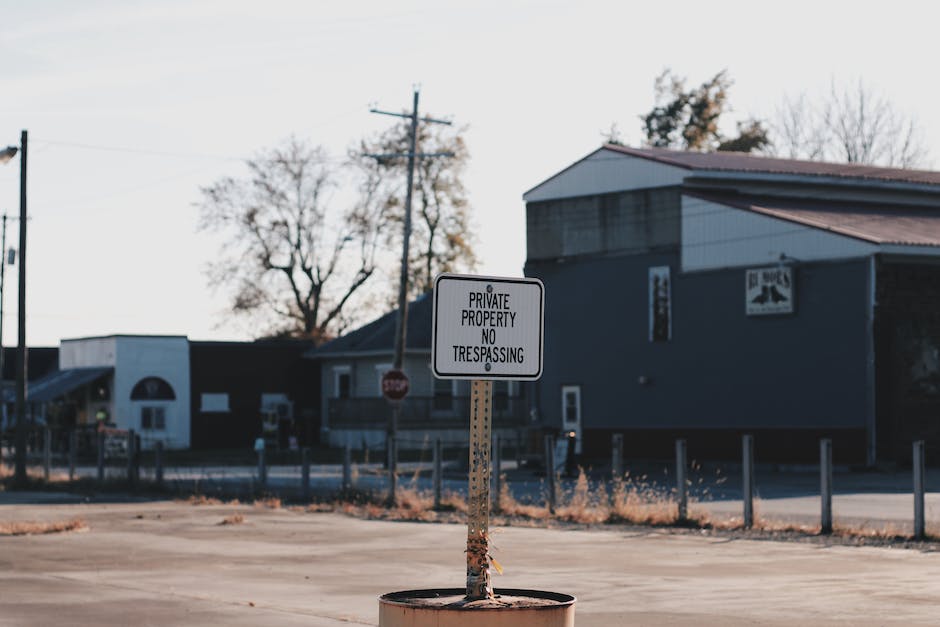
left=381, top=369, right=410, bottom=403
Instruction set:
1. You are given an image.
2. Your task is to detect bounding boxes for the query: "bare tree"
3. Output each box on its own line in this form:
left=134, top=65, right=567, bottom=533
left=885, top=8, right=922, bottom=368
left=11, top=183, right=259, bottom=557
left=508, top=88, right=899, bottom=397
left=356, top=119, right=477, bottom=300
left=772, top=80, right=929, bottom=168
left=772, top=93, right=827, bottom=161
left=198, top=137, right=389, bottom=342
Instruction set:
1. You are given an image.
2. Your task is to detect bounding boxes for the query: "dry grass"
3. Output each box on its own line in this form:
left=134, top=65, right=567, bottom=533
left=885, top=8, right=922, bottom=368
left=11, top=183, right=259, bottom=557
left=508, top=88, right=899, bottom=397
left=609, top=477, right=687, bottom=526
left=253, top=497, right=282, bottom=510
left=0, top=517, right=87, bottom=536
left=498, top=479, right=550, bottom=520
left=305, top=503, right=335, bottom=513
left=555, top=473, right=611, bottom=524
left=218, top=514, right=244, bottom=526
left=0, top=464, right=70, bottom=483
left=440, top=491, right=468, bottom=513
left=181, top=495, right=224, bottom=506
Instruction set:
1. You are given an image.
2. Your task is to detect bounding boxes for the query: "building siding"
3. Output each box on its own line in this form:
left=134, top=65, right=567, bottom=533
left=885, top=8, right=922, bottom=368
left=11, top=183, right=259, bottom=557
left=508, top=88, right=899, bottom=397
left=189, top=341, right=320, bottom=450
left=526, top=253, right=870, bottom=438
left=681, top=196, right=877, bottom=272
left=527, top=187, right=681, bottom=261
left=524, top=149, right=686, bottom=202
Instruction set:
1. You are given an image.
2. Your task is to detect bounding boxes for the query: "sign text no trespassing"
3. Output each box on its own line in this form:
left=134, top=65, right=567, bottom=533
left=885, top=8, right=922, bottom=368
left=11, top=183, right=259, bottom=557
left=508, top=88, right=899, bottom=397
left=432, top=273, right=544, bottom=380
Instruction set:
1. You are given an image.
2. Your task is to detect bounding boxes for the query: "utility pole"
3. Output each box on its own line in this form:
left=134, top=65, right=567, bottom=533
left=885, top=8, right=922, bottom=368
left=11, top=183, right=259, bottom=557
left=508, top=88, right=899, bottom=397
left=14, top=130, right=27, bottom=486
left=0, top=214, right=12, bottom=383
left=368, top=89, right=453, bottom=464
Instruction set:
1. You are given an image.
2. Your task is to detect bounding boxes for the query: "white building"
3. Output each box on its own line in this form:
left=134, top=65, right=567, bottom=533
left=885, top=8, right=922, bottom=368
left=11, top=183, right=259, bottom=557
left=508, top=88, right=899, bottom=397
left=31, top=335, right=191, bottom=450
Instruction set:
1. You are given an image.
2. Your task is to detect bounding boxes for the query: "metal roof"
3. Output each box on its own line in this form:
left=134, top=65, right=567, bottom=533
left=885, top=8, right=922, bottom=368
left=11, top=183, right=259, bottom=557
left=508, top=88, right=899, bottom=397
left=27, top=367, right=113, bottom=403
left=604, top=144, right=940, bottom=187
left=689, top=191, right=940, bottom=247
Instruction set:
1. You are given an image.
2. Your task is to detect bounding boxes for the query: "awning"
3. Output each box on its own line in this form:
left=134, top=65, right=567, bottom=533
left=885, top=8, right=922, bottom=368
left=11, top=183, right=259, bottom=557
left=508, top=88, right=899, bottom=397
left=27, top=367, right=113, bottom=403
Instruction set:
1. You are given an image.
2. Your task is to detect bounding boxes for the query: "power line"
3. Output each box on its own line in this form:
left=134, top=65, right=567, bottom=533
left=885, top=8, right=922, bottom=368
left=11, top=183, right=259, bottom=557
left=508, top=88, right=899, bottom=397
left=32, top=139, right=246, bottom=161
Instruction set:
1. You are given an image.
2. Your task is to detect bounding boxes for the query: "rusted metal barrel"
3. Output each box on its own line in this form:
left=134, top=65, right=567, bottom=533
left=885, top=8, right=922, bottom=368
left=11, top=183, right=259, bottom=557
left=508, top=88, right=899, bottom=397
left=379, top=588, right=575, bottom=626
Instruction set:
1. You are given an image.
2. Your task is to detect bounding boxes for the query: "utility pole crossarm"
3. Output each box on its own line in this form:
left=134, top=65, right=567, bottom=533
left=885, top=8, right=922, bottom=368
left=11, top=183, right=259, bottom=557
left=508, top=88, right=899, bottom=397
left=364, top=152, right=455, bottom=160
left=369, top=108, right=453, bottom=126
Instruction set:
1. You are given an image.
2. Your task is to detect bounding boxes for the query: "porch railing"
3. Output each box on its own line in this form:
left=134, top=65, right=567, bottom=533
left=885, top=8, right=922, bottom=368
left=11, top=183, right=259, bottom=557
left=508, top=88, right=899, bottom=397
left=327, top=395, right=527, bottom=430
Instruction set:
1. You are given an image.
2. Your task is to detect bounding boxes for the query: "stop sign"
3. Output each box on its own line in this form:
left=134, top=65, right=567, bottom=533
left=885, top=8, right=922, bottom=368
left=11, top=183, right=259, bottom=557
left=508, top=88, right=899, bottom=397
left=381, top=369, right=410, bottom=402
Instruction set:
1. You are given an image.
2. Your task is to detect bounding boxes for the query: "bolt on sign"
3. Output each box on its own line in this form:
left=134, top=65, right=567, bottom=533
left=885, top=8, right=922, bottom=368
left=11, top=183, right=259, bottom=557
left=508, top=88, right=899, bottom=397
left=432, top=273, right=544, bottom=380
left=432, top=273, right=545, bottom=602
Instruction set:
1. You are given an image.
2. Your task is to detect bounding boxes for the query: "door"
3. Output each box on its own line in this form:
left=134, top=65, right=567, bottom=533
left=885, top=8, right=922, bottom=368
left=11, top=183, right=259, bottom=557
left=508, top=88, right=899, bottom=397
left=561, top=385, right=582, bottom=454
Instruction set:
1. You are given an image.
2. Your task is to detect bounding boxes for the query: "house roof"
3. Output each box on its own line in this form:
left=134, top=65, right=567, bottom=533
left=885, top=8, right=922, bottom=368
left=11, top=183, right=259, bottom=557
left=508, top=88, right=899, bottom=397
left=27, top=367, right=113, bottom=403
left=306, top=292, right=433, bottom=358
left=690, top=191, right=940, bottom=247
left=603, top=144, right=940, bottom=187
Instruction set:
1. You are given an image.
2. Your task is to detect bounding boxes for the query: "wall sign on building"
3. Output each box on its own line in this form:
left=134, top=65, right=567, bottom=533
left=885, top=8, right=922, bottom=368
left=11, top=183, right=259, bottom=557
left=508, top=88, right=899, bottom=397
left=432, top=273, right=544, bottom=380
left=649, top=266, right=672, bottom=341
left=746, top=266, right=794, bottom=315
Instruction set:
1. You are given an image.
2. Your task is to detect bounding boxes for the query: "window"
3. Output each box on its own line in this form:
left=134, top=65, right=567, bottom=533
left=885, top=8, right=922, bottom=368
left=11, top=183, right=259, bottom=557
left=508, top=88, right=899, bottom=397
left=131, top=377, right=176, bottom=400
left=261, top=393, right=292, bottom=419
left=649, top=266, right=672, bottom=342
left=563, top=387, right=580, bottom=424
left=561, top=385, right=582, bottom=454
left=200, top=393, right=230, bottom=413
left=141, top=406, right=166, bottom=430
left=433, top=378, right=455, bottom=411
left=493, top=380, right=512, bottom=412
left=333, top=366, right=351, bottom=399
left=92, top=379, right=111, bottom=401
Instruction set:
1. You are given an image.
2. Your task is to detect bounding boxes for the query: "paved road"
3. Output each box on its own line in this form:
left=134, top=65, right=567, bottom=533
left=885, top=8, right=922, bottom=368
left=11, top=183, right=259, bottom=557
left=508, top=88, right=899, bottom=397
left=2, top=500, right=940, bottom=626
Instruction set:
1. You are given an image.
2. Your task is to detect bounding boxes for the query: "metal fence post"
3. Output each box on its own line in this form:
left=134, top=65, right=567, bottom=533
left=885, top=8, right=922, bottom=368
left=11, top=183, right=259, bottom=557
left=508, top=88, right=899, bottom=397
left=155, top=440, right=164, bottom=487
left=433, top=438, right=442, bottom=509
left=126, top=430, right=136, bottom=488
left=820, top=438, right=833, bottom=534
left=743, top=434, right=754, bottom=529
left=257, top=447, right=267, bottom=488
left=914, top=440, right=926, bottom=540
left=676, top=438, right=688, bottom=522
left=493, top=435, right=502, bottom=513
left=612, top=433, right=623, bottom=482
left=342, top=444, right=352, bottom=492
left=544, top=434, right=556, bottom=513
left=387, top=436, right=397, bottom=506
left=97, top=431, right=105, bottom=482
left=43, top=426, right=51, bottom=481
left=69, top=429, right=77, bottom=481
left=301, top=447, right=311, bottom=501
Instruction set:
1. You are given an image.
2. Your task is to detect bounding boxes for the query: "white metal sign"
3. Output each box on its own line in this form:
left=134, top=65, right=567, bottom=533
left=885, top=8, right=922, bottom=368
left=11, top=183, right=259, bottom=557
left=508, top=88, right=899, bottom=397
left=746, top=266, right=794, bottom=315
left=432, top=273, right=544, bottom=380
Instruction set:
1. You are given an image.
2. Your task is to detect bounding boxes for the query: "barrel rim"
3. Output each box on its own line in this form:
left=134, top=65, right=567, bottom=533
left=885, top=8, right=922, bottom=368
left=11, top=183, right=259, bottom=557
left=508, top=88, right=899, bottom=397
left=379, top=588, right=575, bottom=611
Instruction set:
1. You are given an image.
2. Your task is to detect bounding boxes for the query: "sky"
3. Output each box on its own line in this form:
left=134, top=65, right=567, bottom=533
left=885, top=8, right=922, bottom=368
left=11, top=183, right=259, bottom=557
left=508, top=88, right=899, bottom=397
left=1, top=0, right=939, bottom=346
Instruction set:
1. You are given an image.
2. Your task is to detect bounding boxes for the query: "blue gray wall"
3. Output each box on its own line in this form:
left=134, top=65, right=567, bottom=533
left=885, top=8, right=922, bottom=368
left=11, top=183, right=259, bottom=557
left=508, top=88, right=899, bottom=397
left=526, top=252, right=870, bottom=433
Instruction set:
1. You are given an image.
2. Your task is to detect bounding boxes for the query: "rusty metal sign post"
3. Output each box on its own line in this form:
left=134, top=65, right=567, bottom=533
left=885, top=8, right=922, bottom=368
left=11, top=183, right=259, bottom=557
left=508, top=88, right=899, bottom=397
left=466, top=379, right=494, bottom=599
left=431, top=273, right=544, bottom=602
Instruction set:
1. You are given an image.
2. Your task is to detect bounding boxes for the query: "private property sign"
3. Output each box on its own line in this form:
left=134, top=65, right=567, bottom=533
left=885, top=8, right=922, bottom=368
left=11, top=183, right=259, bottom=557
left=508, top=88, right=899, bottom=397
left=432, top=273, right=544, bottom=380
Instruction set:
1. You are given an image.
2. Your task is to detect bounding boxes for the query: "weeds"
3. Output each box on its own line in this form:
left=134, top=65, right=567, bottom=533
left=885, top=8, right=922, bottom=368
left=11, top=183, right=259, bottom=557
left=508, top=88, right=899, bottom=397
left=182, top=495, right=224, bottom=506
left=0, top=517, right=87, bottom=536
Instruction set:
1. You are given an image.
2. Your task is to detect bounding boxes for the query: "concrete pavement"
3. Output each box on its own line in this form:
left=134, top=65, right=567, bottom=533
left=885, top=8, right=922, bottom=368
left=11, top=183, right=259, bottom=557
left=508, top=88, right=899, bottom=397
left=3, top=499, right=940, bottom=626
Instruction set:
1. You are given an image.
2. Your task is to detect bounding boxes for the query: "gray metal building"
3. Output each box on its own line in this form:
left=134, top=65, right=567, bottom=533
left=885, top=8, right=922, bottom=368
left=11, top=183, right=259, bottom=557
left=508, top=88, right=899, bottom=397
left=524, top=145, right=940, bottom=465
